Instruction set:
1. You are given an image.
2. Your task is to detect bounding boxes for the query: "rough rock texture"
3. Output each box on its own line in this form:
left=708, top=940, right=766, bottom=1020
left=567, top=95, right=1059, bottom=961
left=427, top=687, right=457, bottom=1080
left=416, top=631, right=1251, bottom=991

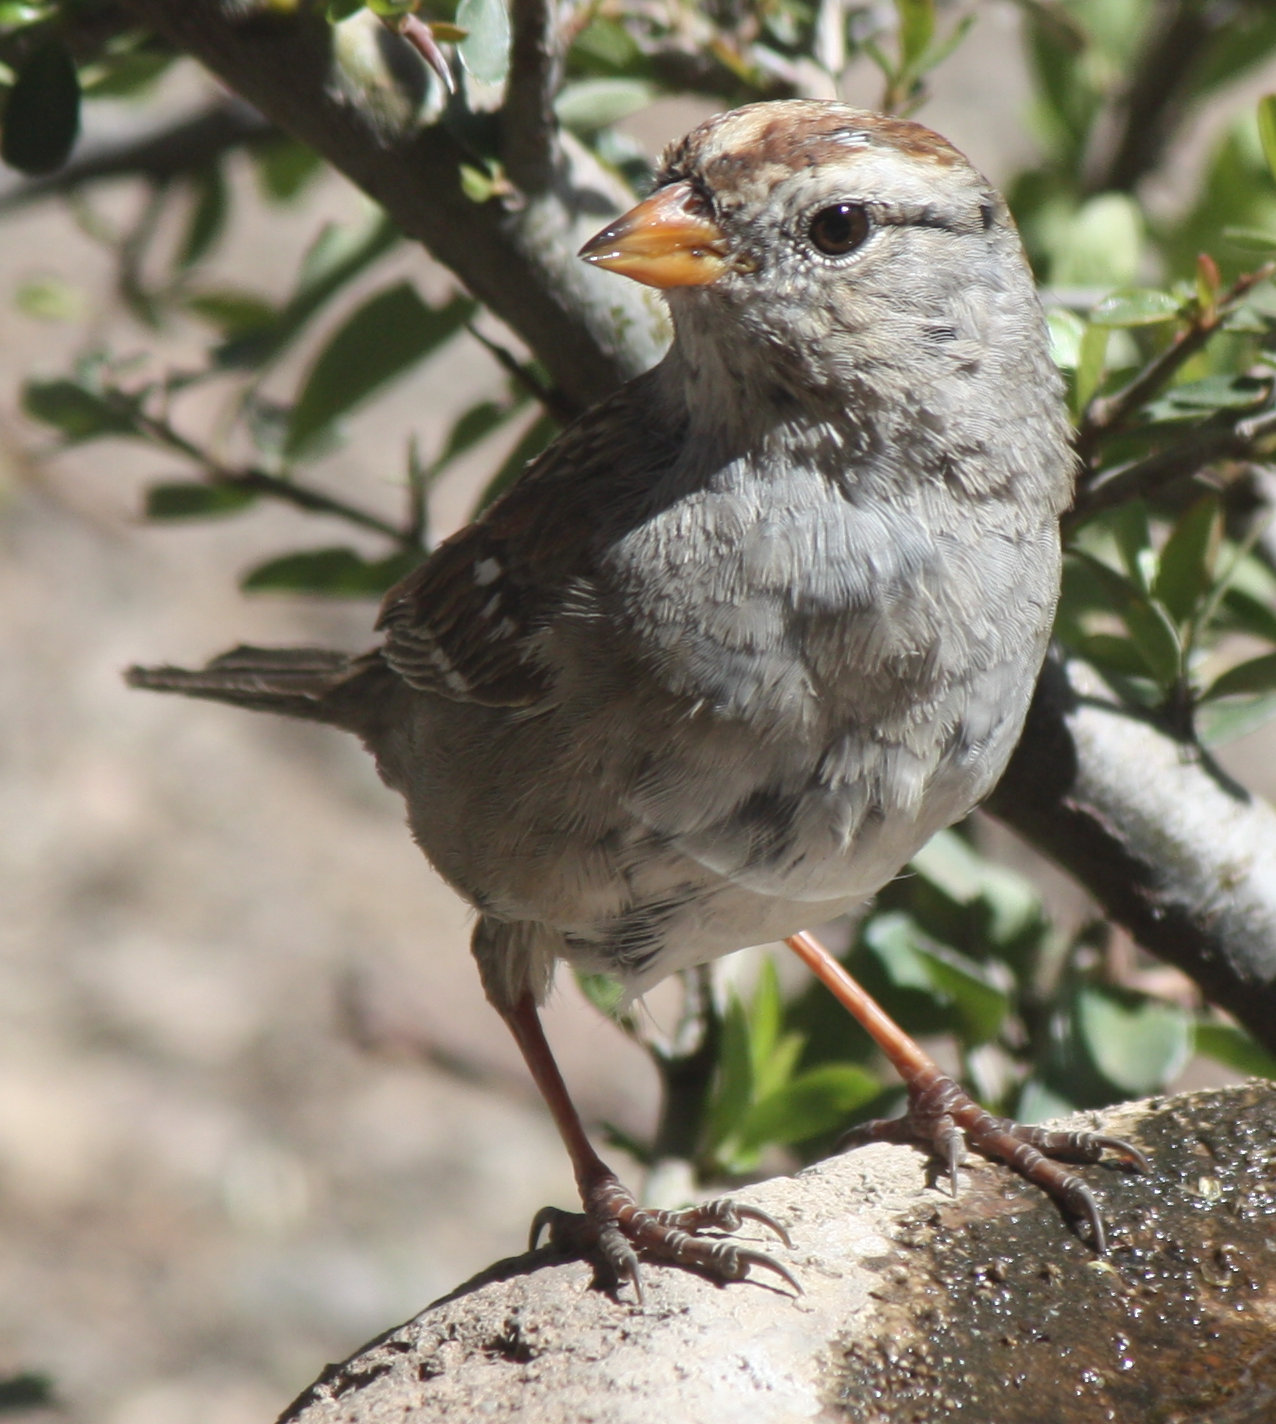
left=281, top=1082, right=1276, bottom=1424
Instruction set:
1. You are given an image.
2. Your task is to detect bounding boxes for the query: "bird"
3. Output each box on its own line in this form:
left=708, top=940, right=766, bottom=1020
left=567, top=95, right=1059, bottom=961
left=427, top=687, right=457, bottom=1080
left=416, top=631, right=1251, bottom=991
left=129, top=99, right=1146, bottom=1300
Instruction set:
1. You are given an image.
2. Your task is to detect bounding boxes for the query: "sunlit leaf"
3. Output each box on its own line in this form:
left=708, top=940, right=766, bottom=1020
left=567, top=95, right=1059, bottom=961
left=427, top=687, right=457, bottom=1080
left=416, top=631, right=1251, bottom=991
left=735, top=1064, right=879, bottom=1152
left=1195, top=1020, right=1276, bottom=1079
left=1258, top=94, right=1276, bottom=186
left=457, top=0, right=510, bottom=85
left=1088, top=287, right=1181, bottom=327
left=1076, top=985, right=1191, bottom=1095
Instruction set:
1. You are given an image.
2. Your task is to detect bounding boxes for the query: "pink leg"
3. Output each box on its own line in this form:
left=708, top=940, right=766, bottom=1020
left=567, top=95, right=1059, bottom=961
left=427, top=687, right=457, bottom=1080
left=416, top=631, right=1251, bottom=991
left=502, top=991, right=799, bottom=1301
left=785, top=930, right=1147, bottom=1252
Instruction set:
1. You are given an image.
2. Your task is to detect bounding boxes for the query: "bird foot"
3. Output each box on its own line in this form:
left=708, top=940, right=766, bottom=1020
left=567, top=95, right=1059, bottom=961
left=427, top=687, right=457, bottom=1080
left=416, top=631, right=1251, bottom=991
left=842, top=1068, right=1148, bottom=1254
left=530, top=1175, right=800, bottom=1303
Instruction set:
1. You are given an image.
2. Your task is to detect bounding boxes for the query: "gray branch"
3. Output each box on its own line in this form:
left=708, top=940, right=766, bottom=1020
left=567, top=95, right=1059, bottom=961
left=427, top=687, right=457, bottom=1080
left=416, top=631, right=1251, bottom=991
left=118, top=0, right=667, bottom=417
left=990, top=656, right=1276, bottom=1051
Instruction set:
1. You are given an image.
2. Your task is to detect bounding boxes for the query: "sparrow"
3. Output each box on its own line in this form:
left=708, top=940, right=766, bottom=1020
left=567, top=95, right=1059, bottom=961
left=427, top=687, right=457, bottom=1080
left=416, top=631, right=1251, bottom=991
left=129, top=99, right=1146, bottom=1299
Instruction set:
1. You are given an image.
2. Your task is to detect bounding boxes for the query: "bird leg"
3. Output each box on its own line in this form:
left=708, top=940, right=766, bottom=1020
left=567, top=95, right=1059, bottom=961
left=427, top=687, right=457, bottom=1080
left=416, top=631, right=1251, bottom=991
left=784, top=929, right=1148, bottom=1253
left=501, top=991, right=799, bottom=1302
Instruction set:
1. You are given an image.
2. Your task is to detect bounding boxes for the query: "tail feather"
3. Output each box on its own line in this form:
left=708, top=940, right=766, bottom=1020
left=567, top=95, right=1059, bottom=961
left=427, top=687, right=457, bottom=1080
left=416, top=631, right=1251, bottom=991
left=126, top=644, right=380, bottom=728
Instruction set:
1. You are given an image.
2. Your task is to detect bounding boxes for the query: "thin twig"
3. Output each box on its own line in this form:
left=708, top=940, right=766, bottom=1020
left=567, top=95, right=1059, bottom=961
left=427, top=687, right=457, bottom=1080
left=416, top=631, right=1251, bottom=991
left=503, top=0, right=562, bottom=192
left=134, top=407, right=410, bottom=543
left=1076, top=262, right=1276, bottom=466
left=466, top=320, right=576, bottom=423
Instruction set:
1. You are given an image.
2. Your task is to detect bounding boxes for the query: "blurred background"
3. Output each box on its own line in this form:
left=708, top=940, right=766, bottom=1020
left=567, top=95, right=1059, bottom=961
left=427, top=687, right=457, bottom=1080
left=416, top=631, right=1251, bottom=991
left=4, top=3, right=1276, bottom=1421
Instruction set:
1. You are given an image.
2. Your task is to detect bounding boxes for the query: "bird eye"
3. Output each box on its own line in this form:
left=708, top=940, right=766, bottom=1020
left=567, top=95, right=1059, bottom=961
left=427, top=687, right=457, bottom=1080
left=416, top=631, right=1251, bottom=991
left=807, top=203, right=870, bottom=257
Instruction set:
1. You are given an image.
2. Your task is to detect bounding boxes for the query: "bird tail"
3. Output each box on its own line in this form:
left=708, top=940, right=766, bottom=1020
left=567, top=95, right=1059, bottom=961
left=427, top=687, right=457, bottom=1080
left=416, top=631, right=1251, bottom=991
left=126, top=644, right=386, bottom=731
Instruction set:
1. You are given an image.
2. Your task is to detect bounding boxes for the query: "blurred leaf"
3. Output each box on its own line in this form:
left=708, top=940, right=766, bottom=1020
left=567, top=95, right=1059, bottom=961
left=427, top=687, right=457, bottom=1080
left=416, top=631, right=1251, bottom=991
left=569, top=16, right=643, bottom=74
left=703, top=993, right=754, bottom=1153
left=1046, top=306, right=1085, bottom=370
left=79, top=46, right=171, bottom=98
left=144, top=481, right=258, bottom=520
left=286, top=284, right=474, bottom=455
left=1, top=38, right=79, bottom=174
left=1220, top=586, right=1276, bottom=644
left=1258, top=94, right=1276, bottom=186
left=1203, top=652, right=1276, bottom=701
left=735, top=1064, right=879, bottom=1152
left=435, top=398, right=515, bottom=471
left=254, top=137, right=324, bottom=202
left=1076, top=985, right=1191, bottom=1096
left=0, top=4, right=45, bottom=22
left=1049, top=195, right=1143, bottom=287
left=217, top=216, right=398, bottom=370
left=326, top=0, right=364, bottom=19
left=554, top=79, right=654, bottom=134
left=1152, top=495, right=1221, bottom=623
left=0, top=1371, right=55, bottom=1412
left=457, top=0, right=510, bottom=85
left=575, top=971, right=625, bottom=1017
left=913, top=943, right=1009, bottom=1046
left=14, top=275, right=84, bottom=322
left=241, top=545, right=422, bottom=597
left=1074, top=322, right=1110, bottom=414
left=22, top=378, right=140, bottom=442
left=1196, top=690, right=1276, bottom=745
left=1221, top=225, right=1276, bottom=253
left=1088, top=287, right=1181, bottom=328
left=184, top=288, right=277, bottom=336
left=895, top=0, right=934, bottom=69
left=177, top=163, right=229, bottom=270
left=1109, top=499, right=1153, bottom=590
left=1070, top=550, right=1182, bottom=687
left=1194, top=1020, right=1276, bottom=1079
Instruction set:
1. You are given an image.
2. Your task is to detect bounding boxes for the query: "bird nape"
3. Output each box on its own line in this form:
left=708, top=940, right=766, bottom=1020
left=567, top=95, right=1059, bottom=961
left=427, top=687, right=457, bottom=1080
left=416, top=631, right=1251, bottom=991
left=128, top=99, right=1147, bottom=1303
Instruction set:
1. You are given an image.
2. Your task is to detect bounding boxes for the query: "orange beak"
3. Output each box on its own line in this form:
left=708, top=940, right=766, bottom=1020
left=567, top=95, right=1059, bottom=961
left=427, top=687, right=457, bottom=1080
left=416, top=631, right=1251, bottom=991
left=578, top=181, right=729, bottom=289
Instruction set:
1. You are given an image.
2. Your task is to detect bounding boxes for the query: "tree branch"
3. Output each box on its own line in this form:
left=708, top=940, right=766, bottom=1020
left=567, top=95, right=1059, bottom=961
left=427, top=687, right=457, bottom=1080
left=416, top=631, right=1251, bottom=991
left=990, top=656, right=1276, bottom=1052
left=117, top=0, right=667, bottom=417
left=503, top=0, right=563, bottom=191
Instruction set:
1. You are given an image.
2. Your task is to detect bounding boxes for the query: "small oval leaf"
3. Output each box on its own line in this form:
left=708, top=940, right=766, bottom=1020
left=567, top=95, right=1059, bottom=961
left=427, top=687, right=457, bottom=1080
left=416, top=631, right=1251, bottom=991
left=1089, top=287, right=1182, bottom=328
left=2, top=39, right=80, bottom=175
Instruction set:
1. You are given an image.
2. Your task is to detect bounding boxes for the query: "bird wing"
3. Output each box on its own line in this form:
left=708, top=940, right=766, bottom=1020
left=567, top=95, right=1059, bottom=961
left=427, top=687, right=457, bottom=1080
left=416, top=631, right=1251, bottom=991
left=376, top=374, right=674, bottom=709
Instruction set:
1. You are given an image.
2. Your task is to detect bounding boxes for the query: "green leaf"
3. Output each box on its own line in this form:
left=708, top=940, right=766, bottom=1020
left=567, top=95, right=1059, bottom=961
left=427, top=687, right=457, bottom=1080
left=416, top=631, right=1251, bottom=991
left=574, top=971, right=625, bottom=1017
left=254, top=137, right=324, bottom=202
left=1, top=39, right=79, bottom=175
left=1152, top=495, right=1222, bottom=623
left=1203, top=652, right=1276, bottom=701
left=285, top=284, right=474, bottom=456
left=895, top=0, right=935, bottom=69
left=1258, top=94, right=1276, bottom=186
left=1109, top=499, right=1154, bottom=590
left=1196, top=690, right=1276, bottom=745
left=22, top=378, right=140, bottom=443
left=1088, top=287, right=1182, bottom=328
left=1075, top=985, right=1191, bottom=1096
left=1221, top=225, right=1276, bottom=253
left=1194, top=1020, right=1276, bottom=1079
left=1070, top=550, right=1182, bottom=687
left=554, top=79, right=654, bottom=134
left=326, top=0, right=364, bottom=20
left=1073, top=322, right=1110, bottom=415
left=434, top=399, right=515, bottom=471
left=145, top=482, right=258, bottom=520
left=457, top=0, right=510, bottom=85
left=1049, top=195, right=1143, bottom=287
left=1045, top=306, right=1085, bottom=370
left=14, top=275, right=84, bottom=322
left=177, top=163, right=229, bottom=270
left=184, top=289, right=277, bottom=336
left=703, top=994, right=755, bottom=1154
left=912, top=944, right=1009, bottom=1046
left=735, top=1064, right=879, bottom=1152
left=241, top=546, right=422, bottom=597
